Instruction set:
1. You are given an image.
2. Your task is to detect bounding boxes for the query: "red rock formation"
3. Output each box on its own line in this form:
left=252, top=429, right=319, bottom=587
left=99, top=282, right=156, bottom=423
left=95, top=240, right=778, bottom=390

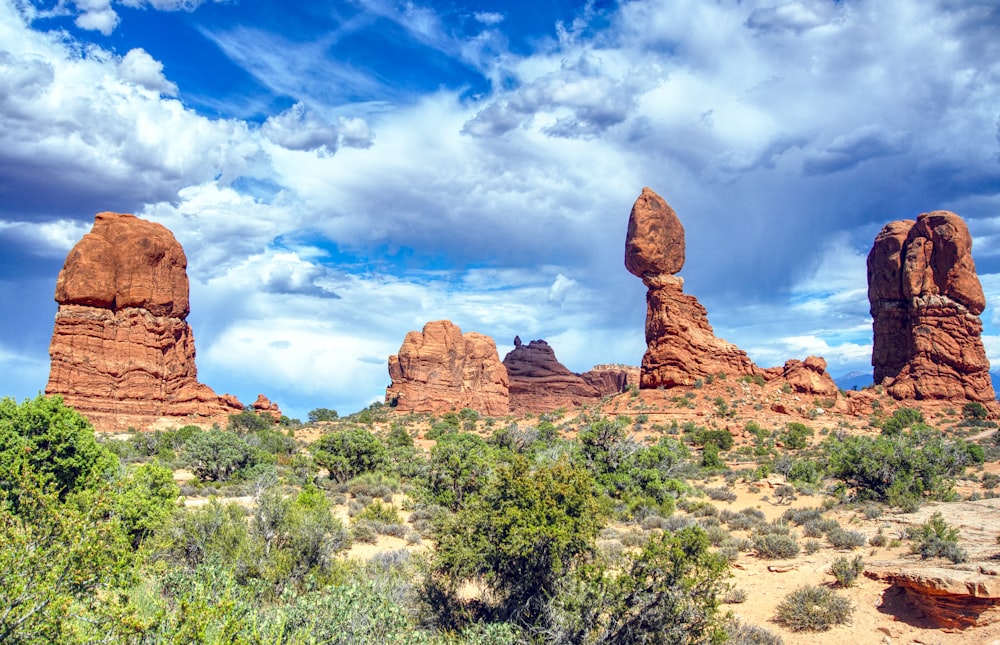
left=866, top=565, right=1000, bottom=628
left=46, top=212, right=242, bottom=432
left=503, top=338, right=604, bottom=414
left=581, top=364, right=640, bottom=396
left=778, top=356, right=839, bottom=397
left=868, top=211, right=996, bottom=404
left=252, top=394, right=283, bottom=422
left=625, top=188, right=762, bottom=388
left=385, top=320, right=509, bottom=416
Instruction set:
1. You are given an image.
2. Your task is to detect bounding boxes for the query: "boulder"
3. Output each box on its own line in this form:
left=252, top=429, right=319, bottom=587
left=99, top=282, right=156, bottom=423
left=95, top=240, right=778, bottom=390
left=625, top=188, right=761, bottom=388
left=46, top=212, right=243, bottom=431
left=502, top=339, right=603, bottom=414
left=385, top=320, right=509, bottom=416
left=868, top=211, right=996, bottom=405
left=779, top=356, right=839, bottom=396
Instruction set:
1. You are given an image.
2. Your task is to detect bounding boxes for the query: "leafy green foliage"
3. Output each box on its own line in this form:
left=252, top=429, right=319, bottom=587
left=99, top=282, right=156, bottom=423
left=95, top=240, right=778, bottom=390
left=775, top=585, right=853, bottom=632
left=111, top=462, right=180, bottom=547
left=907, top=511, right=967, bottom=563
left=781, top=423, right=813, bottom=450
left=227, top=409, right=274, bottom=434
left=426, top=432, right=494, bottom=510
left=825, top=427, right=983, bottom=509
left=879, top=407, right=925, bottom=436
left=551, top=526, right=730, bottom=644
left=431, top=455, right=608, bottom=627
left=184, top=428, right=260, bottom=482
left=307, top=407, right=339, bottom=422
left=0, top=395, right=116, bottom=500
left=830, top=555, right=864, bottom=588
left=312, top=427, right=387, bottom=483
left=0, top=462, right=134, bottom=643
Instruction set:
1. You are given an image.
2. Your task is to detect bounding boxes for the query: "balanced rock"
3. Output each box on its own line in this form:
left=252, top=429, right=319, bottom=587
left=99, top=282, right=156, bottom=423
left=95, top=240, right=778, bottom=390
left=503, top=339, right=604, bottom=414
left=46, top=212, right=243, bottom=432
left=385, top=320, right=509, bottom=416
left=868, top=211, right=996, bottom=403
left=625, top=188, right=761, bottom=388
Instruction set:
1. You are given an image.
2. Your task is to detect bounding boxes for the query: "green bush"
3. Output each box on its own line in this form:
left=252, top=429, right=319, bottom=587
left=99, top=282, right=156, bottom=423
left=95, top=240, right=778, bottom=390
left=907, top=511, right=967, bottom=563
left=826, top=527, right=867, bottom=549
left=307, top=407, right=339, bottom=422
left=313, top=428, right=387, bottom=483
left=775, top=585, right=853, bottom=631
left=0, top=394, right=117, bottom=500
left=830, top=555, right=864, bottom=588
left=753, top=533, right=800, bottom=559
left=184, top=429, right=259, bottom=482
left=782, top=423, right=813, bottom=450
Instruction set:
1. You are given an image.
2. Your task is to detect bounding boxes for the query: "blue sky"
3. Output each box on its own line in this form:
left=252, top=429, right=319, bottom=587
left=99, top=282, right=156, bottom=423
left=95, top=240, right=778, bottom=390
left=2, top=0, right=1000, bottom=420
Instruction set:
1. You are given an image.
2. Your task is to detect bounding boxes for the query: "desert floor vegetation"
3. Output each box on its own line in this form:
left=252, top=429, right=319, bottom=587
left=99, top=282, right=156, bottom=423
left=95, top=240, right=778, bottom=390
left=4, top=390, right=1000, bottom=643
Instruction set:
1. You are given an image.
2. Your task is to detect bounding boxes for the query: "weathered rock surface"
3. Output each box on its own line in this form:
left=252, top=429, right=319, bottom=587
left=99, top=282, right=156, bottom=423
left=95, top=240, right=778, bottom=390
left=503, top=338, right=604, bottom=414
left=868, top=211, right=996, bottom=404
left=778, top=356, right=839, bottom=397
left=46, top=212, right=242, bottom=432
left=385, top=320, right=509, bottom=416
left=625, top=188, right=762, bottom=388
left=581, top=364, right=640, bottom=396
left=252, top=394, right=283, bottom=421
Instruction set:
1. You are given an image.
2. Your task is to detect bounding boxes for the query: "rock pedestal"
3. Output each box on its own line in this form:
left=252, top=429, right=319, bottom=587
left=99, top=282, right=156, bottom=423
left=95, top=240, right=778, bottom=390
left=625, top=188, right=761, bottom=387
left=46, top=212, right=242, bottom=431
left=868, top=211, right=996, bottom=403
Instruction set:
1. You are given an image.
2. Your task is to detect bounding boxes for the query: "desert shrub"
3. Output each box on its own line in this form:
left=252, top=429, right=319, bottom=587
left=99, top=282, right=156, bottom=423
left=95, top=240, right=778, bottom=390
left=826, top=527, right=867, bottom=549
left=782, top=423, right=813, bottom=450
left=907, top=511, right=968, bottom=563
left=704, top=486, right=737, bottom=502
left=353, top=499, right=402, bottom=525
left=787, top=459, right=821, bottom=484
left=184, top=429, right=260, bottom=482
left=802, top=518, right=840, bottom=538
left=826, top=428, right=983, bottom=509
left=312, top=428, right=387, bottom=483
left=869, top=528, right=888, bottom=547
left=752, top=529, right=800, bottom=559
left=723, top=587, right=748, bottom=604
left=0, top=394, right=117, bottom=500
left=830, top=555, right=864, bottom=588
left=227, top=409, right=274, bottom=434
left=726, top=621, right=785, bottom=645
left=720, top=508, right=765, bottom=531
left=879, top=407, right=925, bottom=435
left=425, top=431, right=495, bottom=511
left=803, top=539, right=823, bottom=554
left=307, top=407, right=339, bottom=422
left=774, top=585, right=853, bottom=631
left=782, top=507, right=824, bottom=526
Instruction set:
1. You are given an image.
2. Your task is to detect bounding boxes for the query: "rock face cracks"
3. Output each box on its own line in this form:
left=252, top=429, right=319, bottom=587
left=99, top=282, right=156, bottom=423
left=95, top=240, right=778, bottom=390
left=385, top=320, right=510, bottom=416
left=868, top=211, right=995, bottom=403
left=625, top=187, right=762, bottom=388
left=46, top=212, right=242, bottom=431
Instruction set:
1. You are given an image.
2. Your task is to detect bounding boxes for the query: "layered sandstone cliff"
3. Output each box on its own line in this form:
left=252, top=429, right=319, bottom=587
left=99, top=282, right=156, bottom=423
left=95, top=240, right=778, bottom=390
left=625, top=187, right=762, bottom=388
left=46, top=212, right=243, bottom=432
left=503, top=337, right=604, bottom=414
left=868, top=211, right=996, bottom=403
left=385, top=320, right=509, bottom=416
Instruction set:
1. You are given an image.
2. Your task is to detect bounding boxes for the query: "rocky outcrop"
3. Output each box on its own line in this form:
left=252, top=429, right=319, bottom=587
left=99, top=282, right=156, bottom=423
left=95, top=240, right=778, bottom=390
left=385, top=320, right=509, bottom=416
left=46, top=212, right=242, bottom=432
left=252, top=394, right=283, bottom=422
left=866, top=565, right=1000, bottom=628
left=503, top=337, right=605, bottom=414
left=625, top=188, right=762, bottom=388
left=868, top=211, right=996, bottom=403
left=777, top=356, right=839, bottom=397
left=581, top=364, right=640, bottom=396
